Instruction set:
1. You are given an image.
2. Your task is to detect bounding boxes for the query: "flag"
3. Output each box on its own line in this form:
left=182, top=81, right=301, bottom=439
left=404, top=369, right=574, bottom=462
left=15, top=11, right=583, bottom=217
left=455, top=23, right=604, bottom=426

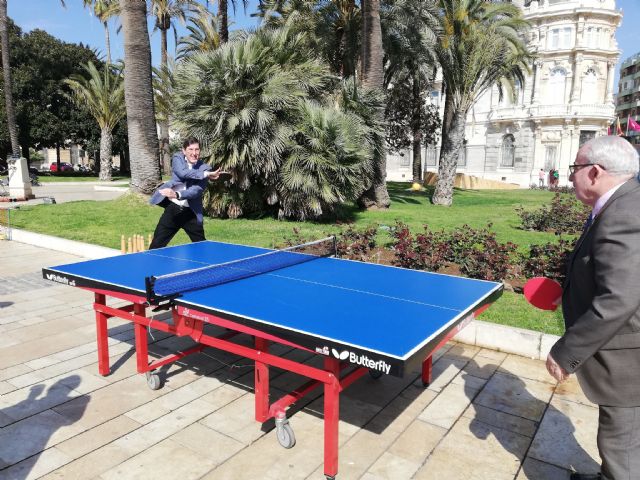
left=616, top=117, right=624, bottom=136
left=628, top=116, right=640, bottom=133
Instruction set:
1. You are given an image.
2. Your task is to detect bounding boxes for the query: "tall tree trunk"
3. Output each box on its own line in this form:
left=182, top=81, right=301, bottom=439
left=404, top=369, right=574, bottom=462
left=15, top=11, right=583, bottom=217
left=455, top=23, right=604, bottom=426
left=432, top=107, right=466, bottom=206
left=103, top=21, right=111, bottom=65
left=159, top=27, right=171, bottom=174
left=99, top=126, right=113, bottom=181
left=121, top=0, right=160, bottom=194
left=358, top=0, right=390, bottom=209
left=0, top=0, right=19, bottom=157
left=411, top=71, right=422, bottom=183
left=56, top=143, right=61, bottom=172
left=219, top=0, right=229, bottom=43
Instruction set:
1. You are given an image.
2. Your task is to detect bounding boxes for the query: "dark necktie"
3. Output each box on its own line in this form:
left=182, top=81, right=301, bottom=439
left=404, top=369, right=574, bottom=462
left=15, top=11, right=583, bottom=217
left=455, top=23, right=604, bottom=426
left=583, top=213, right=593, bottom=232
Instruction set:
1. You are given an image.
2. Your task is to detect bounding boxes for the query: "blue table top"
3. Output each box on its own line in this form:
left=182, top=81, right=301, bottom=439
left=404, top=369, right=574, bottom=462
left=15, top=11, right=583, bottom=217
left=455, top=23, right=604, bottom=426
left=43, top=241, right=502, bottom=376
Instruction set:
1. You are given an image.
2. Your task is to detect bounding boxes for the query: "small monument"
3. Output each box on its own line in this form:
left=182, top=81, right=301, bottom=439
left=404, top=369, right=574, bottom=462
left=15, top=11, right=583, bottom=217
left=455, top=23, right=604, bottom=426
left=8, top=154, right=34, bottom=200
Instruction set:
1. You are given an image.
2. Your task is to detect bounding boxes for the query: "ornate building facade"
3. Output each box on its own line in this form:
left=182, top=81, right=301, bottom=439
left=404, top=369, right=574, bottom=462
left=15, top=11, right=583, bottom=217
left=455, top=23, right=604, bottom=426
left=386, top=0, right=622, bottom=187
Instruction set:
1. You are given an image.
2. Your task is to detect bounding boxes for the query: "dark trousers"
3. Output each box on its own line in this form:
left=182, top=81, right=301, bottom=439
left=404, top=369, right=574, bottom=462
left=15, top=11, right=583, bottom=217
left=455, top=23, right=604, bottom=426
left=149, top=200, right=205, bottom=249
left=597, top=404, right=640, bottom=480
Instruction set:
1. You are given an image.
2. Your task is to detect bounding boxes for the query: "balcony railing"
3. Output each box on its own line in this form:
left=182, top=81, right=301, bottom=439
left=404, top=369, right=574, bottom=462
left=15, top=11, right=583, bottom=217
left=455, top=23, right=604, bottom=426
left=530, top=104, right=613, bottom=117
left=491, top=104, right=614, bottom=120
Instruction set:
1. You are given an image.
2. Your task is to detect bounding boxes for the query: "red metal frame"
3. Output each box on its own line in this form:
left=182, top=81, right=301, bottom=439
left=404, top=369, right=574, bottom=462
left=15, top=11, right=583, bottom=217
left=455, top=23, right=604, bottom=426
left=87, top=289, right=479, bottom=479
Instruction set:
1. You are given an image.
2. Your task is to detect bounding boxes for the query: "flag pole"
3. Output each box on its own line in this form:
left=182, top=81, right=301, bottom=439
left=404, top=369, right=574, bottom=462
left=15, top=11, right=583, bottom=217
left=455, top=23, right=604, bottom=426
left=627, top=114, right=630, bottom=137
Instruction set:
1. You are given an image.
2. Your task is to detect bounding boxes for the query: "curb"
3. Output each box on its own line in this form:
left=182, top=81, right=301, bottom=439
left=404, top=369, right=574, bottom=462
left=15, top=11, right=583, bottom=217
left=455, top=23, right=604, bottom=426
left=10, top=228, right=120, bottom=259
left=8, top=228, right=560, bottom=362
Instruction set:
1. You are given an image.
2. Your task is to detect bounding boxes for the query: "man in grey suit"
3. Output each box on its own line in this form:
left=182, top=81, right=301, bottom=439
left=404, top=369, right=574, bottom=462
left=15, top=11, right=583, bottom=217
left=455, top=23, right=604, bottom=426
left=547, top=136, right=640, bottom=480
left=149, top=137, right=222, bottom=249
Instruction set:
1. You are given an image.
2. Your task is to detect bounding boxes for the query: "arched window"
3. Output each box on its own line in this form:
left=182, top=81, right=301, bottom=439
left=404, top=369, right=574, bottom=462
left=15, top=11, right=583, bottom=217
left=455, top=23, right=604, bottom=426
left=581, top=68, right=598, bottom=103
left=547, top=67, right=567, bottom=104
left=501, top=134, right=515, bottom=167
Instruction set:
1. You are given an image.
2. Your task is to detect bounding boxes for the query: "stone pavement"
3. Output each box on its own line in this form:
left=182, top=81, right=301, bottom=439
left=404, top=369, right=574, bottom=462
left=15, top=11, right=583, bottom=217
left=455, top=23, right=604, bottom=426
left=0, top=240, right=601, bottom=480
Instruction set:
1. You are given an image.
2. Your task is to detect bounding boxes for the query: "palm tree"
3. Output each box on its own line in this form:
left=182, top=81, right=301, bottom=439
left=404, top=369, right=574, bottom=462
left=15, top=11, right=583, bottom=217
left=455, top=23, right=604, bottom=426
left=82, top=0, right=120, bottom=65
left=63, top=62, right=125, bottom=181
left=172, top=24, right=376, bottom=220
left=382, top=0, right=439, bottom=183
left=176, top=8, right=221, bottom=60
left=217, top=0, right=248, bottom=43
left=120, top=0, right=161, bottom=193
left=0, top=0, right=19, bottom=157
left=432, top=0, right=531, bottom=206
left=149, top=0, right=200, bottom=174
left=358, top=0, right=389, bottom=209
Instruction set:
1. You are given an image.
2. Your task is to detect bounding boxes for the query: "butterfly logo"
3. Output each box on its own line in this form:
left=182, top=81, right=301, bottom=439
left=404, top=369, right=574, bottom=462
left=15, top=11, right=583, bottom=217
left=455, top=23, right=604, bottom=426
left=331, top=348, right=349, bottom=360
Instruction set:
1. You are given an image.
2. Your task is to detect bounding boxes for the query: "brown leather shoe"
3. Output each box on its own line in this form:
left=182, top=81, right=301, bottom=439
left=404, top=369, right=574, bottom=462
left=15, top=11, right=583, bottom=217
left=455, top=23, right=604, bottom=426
left=569, top=473, right=601, bottom=480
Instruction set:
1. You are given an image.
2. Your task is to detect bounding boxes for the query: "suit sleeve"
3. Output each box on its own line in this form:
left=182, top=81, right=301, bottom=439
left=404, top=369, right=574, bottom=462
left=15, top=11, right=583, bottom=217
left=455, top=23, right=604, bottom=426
left=551, top=204, right=640, bottom=373
left=172, top=155, right=211, bottom=181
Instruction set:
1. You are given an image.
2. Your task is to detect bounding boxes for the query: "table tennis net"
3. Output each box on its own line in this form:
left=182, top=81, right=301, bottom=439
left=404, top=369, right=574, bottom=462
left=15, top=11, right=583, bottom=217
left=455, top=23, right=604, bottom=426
left=145, top=236, right=337, bottom=304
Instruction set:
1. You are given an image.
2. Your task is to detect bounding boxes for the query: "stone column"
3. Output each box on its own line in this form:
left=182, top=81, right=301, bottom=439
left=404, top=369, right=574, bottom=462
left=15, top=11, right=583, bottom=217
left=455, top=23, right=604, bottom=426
left=605, top=60, right=615, bottom=104
left=531, top=60, right=543, bottom=105
left=570, top=54, right=583, bottom=104
left=530, top=121, right=543, bottom=185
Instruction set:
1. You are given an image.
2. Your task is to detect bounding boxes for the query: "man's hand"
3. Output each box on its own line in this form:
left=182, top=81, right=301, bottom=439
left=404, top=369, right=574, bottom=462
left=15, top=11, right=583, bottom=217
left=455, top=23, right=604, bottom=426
left=546, top=353, right=570, bottom=383
left=159, top=188, right=177, bottom=199
left=206, top=168, right=228, bottom=181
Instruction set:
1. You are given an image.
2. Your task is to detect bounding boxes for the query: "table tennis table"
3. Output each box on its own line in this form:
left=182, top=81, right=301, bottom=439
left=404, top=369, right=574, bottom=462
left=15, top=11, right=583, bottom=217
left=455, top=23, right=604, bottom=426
left=43, top=238, right=502, bottom=479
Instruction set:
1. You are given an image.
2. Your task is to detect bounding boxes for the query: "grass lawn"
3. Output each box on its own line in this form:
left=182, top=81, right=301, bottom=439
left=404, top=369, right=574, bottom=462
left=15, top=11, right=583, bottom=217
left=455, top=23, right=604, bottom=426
left=7, top=182, right=570, bottom=335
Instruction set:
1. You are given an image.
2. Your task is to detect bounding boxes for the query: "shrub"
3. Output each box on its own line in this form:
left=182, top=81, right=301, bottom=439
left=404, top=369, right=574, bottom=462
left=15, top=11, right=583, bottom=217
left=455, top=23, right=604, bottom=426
left=278, top=225, right=378, bottom=262
left=516, top=193, right=590, bottom=234
left=172, top=25, right=381, bottom=220
left=335, top=224, right=378, bottom=261
left=453, top=224, right=517, bottom=281
left=522, top=238, right=575, bottom=285
left=390, top=222, right=447, bottom=272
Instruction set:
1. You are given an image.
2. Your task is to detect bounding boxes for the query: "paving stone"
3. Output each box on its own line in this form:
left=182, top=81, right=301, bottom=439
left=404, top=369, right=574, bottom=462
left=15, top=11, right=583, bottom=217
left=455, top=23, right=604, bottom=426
left=419, top=377, right=482, bottom=430
left=0, top=409, right=87, bottom=465
left=553, top=375, right=592, bottom=407
left=170, top=422, right=245, bottom=467
left=426, top=356, right=469, bottom=393
left=516, top=457, right=573, bottom=480
left=463, top=403, right=538, bottom=438
left=55, top=415, right=142, bottom=459
left=528, top=396, right=600, bottom=473
left=387, top=418, right=446, bottom=464
left=0, top=446, right=71, bottom=480
left=100, top=437, right=219, bottom=480
left=365, top=451, right=421, bottom=479
left=499, top=354, right=557, bottom=384
left=474, top=371, right=554, bottom=422
left=40, top=443, right=132, bottom=480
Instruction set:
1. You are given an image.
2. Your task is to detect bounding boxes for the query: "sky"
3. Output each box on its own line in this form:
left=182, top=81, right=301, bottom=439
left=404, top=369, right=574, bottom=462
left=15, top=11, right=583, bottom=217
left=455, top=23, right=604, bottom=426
left=7, top=0, right=640, bottom=89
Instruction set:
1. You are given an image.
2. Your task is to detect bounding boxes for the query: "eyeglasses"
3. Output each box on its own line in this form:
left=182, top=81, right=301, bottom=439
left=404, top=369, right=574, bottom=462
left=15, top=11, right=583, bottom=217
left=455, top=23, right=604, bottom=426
left=568, top=163, right=601, bottom=175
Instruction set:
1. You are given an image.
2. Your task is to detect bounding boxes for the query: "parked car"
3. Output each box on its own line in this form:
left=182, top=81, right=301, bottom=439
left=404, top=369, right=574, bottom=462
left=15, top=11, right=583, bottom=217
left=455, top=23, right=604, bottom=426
left=50, top=162, right=73, bottom=172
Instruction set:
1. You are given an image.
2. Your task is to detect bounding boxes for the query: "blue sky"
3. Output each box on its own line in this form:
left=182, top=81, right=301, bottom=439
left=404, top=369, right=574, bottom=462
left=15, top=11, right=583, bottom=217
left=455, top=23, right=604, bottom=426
left=7, top=0, right=640, bottom=88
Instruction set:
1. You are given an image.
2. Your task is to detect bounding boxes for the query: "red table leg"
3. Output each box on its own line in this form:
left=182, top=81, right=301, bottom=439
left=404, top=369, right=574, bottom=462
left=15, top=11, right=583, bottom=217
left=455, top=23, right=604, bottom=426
left=323, top=357, right=341, bottom=479
left=422, top=355, right=433, bottom=386
left=255, top=337, right=270, bottom=422
left=94, top=293, right=110, bottom=376
left=134, top=303, right=149, bottom=373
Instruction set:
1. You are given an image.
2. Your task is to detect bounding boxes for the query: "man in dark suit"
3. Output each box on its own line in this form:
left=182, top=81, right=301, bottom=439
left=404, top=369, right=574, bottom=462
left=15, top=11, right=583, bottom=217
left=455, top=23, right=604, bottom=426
left=149, top=137, right=222, bottom=249
left=547, top=136, right=640, bottom=480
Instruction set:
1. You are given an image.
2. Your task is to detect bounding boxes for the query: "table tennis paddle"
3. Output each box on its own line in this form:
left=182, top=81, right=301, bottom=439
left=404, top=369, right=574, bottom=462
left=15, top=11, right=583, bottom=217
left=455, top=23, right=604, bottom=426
left=523, top=277, right=562, bottom=311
